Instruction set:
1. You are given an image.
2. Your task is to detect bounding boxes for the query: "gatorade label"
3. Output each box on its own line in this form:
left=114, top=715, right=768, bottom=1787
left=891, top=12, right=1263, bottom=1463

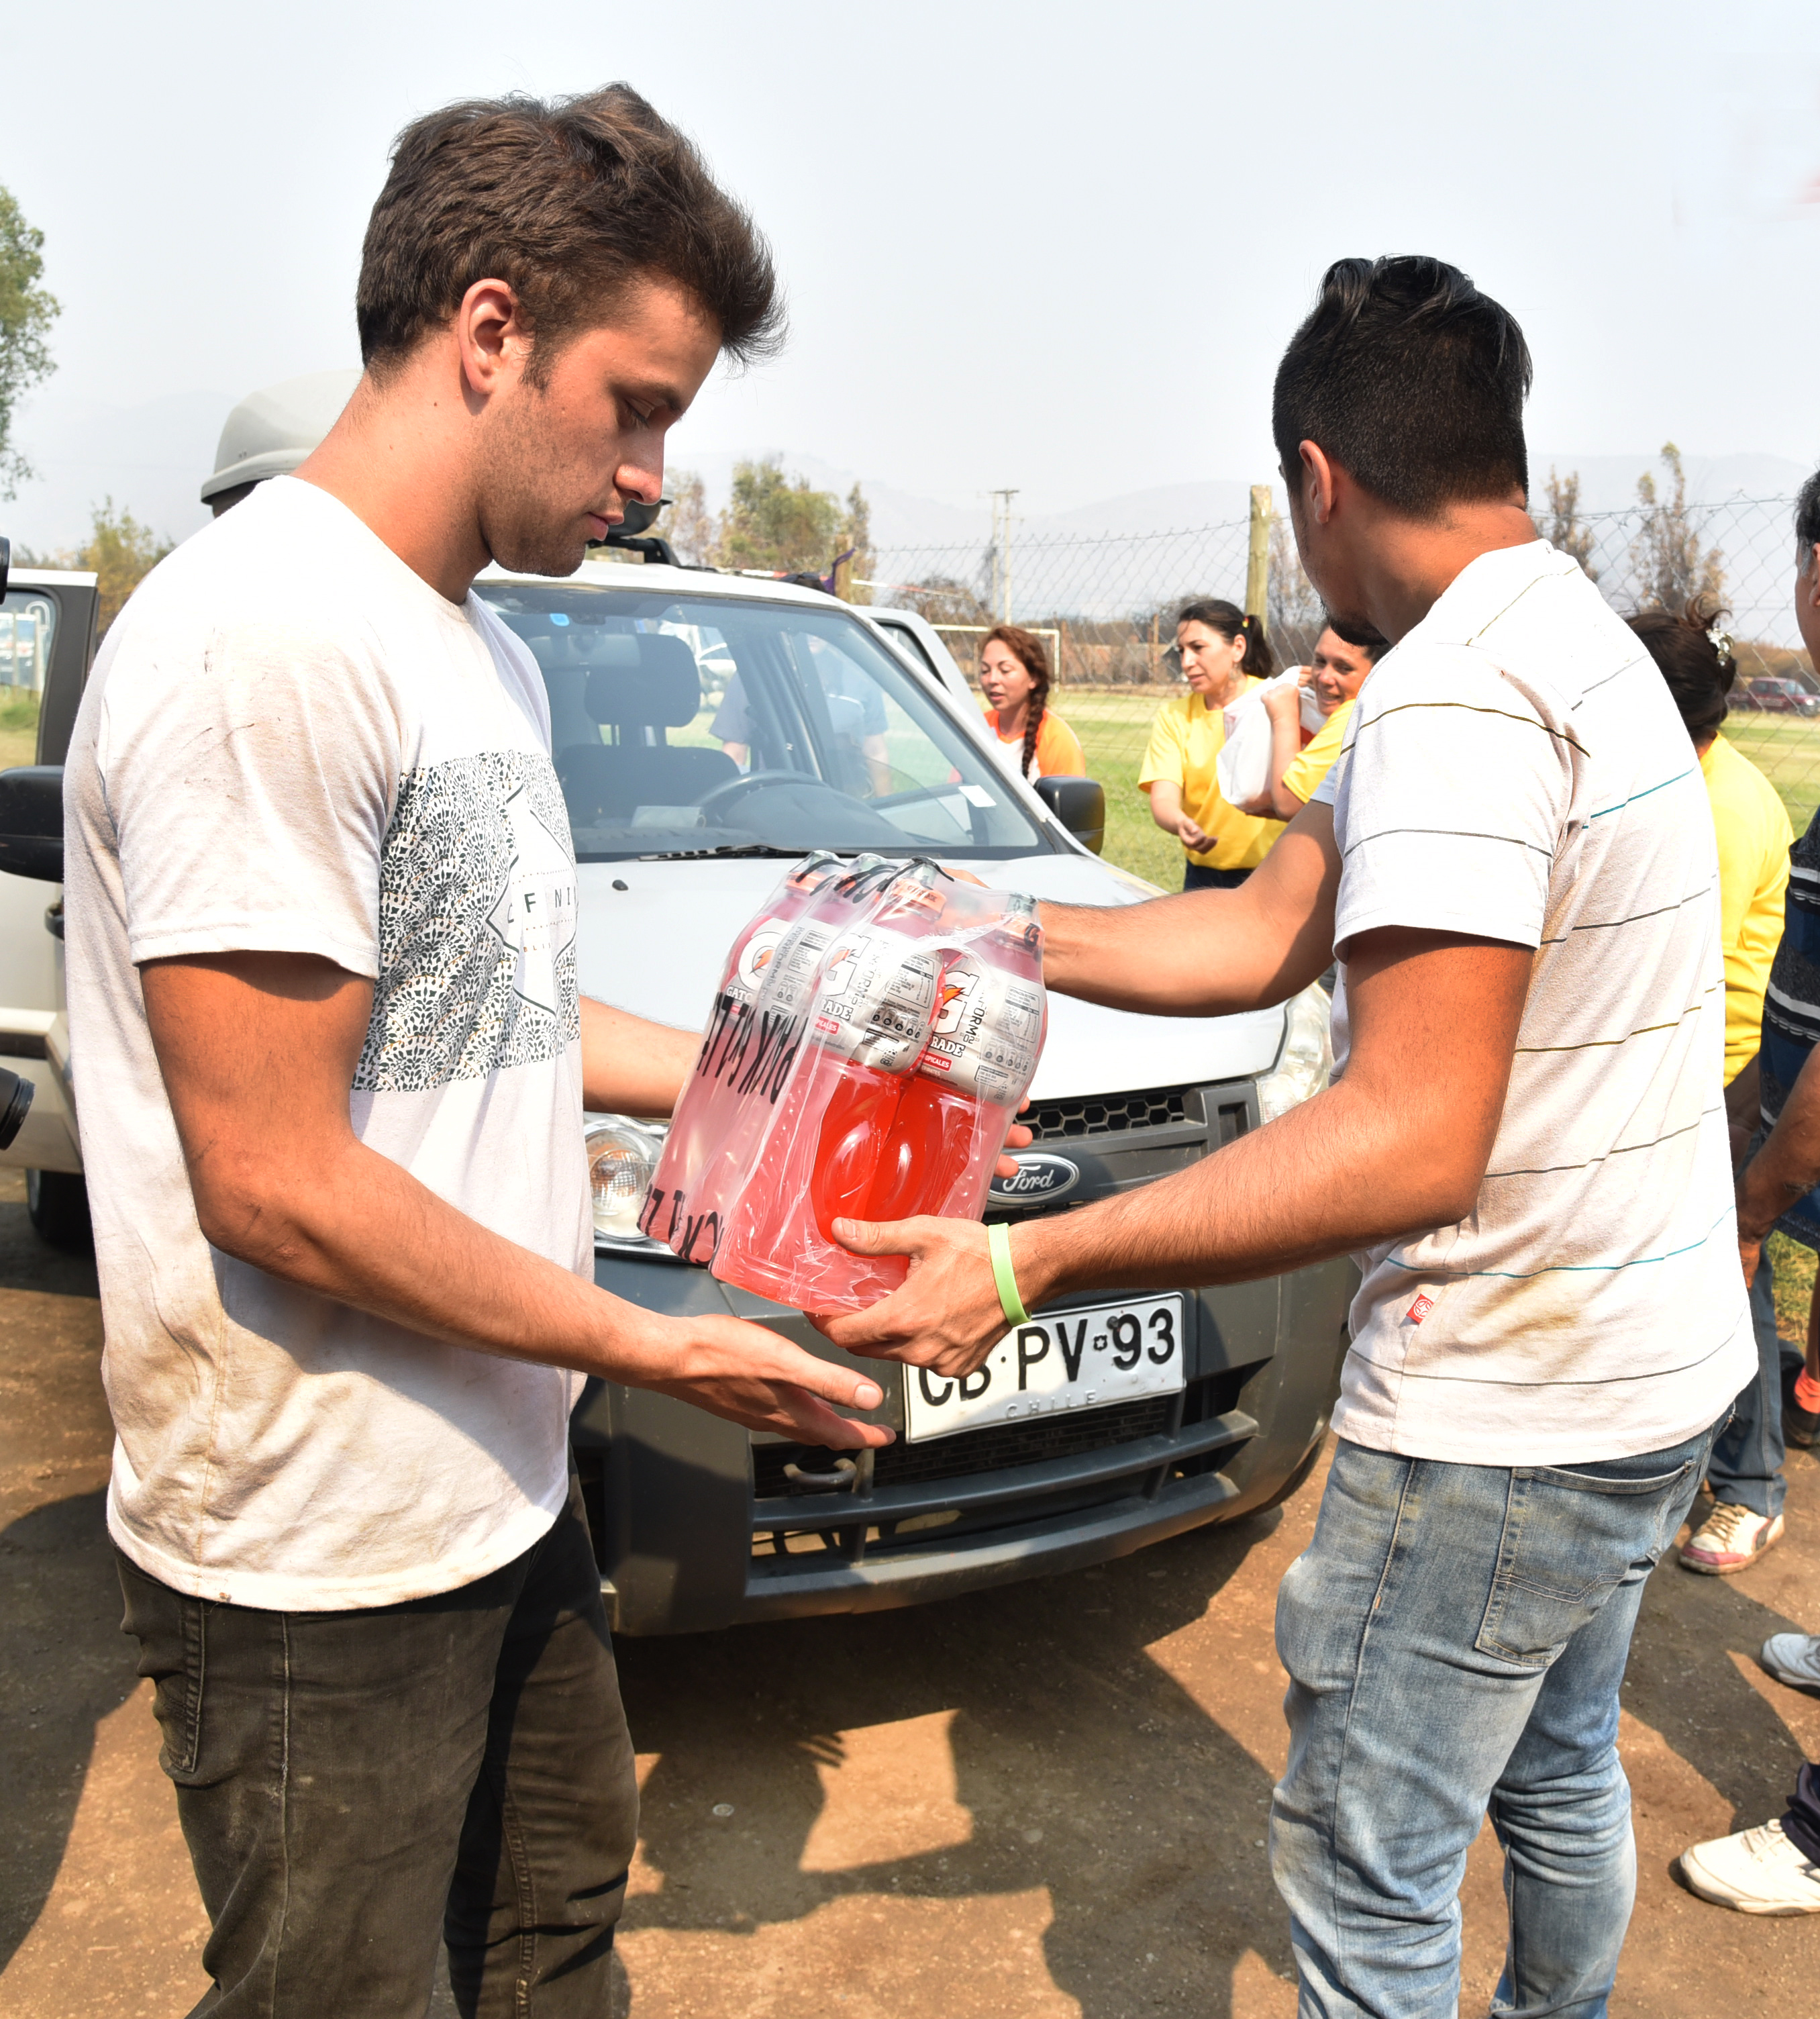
left=919, top=958, right=1042, bottom=1101
left=815, top=934, right=941, bottom=1071
left=734, top=916, right=791, bottom=996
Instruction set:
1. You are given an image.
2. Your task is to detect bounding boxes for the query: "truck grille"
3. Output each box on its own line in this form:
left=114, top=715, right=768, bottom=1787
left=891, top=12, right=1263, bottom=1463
left=1023, top=1085, right=1191, bottom=1141
left=753, top=1393, right=1174, bottom=1500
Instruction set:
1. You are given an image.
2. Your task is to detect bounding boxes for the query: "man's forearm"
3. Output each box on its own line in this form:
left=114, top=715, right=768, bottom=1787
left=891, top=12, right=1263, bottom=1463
left=1738, top=1044, right=1820, bottom=1237
left=207, top=1127, right=670, bottom=1377
left=1039, top=812, right=1339, bottom=1016
left=580, top=998, right=699, bottom=1117
left=1011, top=1070, right=1471, bottom=1303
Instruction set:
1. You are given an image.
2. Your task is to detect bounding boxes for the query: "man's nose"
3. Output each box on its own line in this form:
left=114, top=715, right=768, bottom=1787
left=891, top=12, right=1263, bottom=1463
left=617, top=460, right=662, bottom=506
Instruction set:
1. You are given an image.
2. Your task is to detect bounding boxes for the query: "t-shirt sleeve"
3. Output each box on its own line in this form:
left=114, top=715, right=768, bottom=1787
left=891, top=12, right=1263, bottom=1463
left=1282, top=702, right=1350, bottom=805
left=1137, top=703, right=1185, bottom=789
left=1328, top=646, right=1571, bottom=954
left=1038, top=713, right=1086, bottom=776
left=99, top=617, right=399, bottom=979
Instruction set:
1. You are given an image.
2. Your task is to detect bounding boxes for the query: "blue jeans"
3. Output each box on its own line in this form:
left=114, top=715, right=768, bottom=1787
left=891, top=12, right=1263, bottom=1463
left=1273, top=1425, right=1717, bottom=2018
left=1706, top=1255, right=1790, bottom=1518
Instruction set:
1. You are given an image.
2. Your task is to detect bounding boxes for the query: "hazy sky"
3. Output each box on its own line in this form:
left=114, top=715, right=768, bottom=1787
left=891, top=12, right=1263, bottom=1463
left=7, top=0, right=1820, bottom=531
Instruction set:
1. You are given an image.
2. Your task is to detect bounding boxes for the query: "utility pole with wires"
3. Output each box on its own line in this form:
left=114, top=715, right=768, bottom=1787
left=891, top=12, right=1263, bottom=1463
left=989, top=488, right=1019, bottom=622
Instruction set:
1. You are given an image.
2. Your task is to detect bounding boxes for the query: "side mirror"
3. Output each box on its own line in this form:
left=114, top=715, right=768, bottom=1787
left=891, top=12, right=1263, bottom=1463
left=1034, top=775, right=1106, bottom=856
left=0, top=766, right=64, bottom=882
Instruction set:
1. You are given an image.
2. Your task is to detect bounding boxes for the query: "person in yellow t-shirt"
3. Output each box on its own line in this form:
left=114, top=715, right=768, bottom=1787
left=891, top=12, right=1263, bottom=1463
left=1140, top=599, right=1284, bottom=889
left=1629, top=601, right=1794, bottom=1577
left=1237, top=619, right=1389, bottom=820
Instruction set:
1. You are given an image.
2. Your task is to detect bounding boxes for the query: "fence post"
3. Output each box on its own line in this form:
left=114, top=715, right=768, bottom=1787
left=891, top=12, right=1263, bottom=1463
left=1247, top=485, right=1271, bottom=620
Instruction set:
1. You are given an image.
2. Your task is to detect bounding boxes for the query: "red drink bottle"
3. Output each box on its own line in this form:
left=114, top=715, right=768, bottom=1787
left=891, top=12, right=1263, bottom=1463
left=868, top=893, right=1046, bottom=1224
left=641, top=850, right=848, bottom=1257
left=714, top=864, right=947, bottom=1310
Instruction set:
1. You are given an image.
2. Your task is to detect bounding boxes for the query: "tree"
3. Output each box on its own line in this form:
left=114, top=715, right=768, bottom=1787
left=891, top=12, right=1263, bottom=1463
left=840, top=482, right=874, bottom=603
left=79, top=499, right=172, bottom=637
left=713, top=455, right=844, bottom=574
left=1629, top=442, right=1724, bottom=614
left=0, top=184, right=60, bottom=499
left=1541, top=467, right=1598, bottom=581
left=660, top=470, right=716, bottom=565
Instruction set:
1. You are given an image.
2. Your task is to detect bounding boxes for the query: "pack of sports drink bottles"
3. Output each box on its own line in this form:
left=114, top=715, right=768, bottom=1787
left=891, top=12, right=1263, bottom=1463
left=639, top=852, right=1047, bottom=1313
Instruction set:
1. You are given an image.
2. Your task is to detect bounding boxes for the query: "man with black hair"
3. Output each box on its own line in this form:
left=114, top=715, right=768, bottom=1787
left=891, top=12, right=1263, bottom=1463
left=1679, top=464, right=1820, bottom=1916
left=66, top=85, right=892, bottom=2016
left=831, top=254, right=1751, bottom=2013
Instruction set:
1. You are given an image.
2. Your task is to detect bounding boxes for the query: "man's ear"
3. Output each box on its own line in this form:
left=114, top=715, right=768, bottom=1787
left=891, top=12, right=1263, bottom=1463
left=1299, top=440, right=1338, bottom=526
left=453, top=278, right=531, bottom=400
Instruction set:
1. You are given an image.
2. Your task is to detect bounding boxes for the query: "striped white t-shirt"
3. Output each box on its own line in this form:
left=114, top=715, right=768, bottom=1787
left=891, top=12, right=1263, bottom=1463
left=1311, top=539, right=1752, bottom=1465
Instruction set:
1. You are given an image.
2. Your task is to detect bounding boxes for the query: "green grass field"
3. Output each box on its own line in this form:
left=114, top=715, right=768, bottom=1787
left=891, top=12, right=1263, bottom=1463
left=1717, top=713, right=1820, bottom=834
left=1055, top=687, right=1217, bottom=891
left=0, top=691, right=39, bottom=772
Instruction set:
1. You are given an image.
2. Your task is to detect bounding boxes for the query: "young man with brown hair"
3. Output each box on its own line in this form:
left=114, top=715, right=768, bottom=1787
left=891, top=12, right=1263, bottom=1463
left=66, top=86, right=889, bottom=2017
left=829, top=256, right=1753, bottom=2014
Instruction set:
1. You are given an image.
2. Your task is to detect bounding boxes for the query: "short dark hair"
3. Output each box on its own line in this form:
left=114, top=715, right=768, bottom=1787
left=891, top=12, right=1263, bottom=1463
left=1627, top=597, right=1735, bottom=743
left=1324, top=614, right=1390, bottom=662
left=356, top=85, right=783, bottom=377
left=1797, top=465, right=1820, bottom=575
left=1272, top=256, right=1531, bottom=519
left=1176, top=599, right=1276, bottom=680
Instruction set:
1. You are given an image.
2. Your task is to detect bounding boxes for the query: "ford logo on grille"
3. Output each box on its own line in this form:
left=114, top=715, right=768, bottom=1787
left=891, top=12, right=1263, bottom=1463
left=988, top=1151, right=1081, bottom=1205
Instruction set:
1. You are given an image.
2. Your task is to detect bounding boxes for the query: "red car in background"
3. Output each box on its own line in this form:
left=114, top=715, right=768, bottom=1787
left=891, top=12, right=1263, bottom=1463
left=1735, top=677, right=1820, bottom=717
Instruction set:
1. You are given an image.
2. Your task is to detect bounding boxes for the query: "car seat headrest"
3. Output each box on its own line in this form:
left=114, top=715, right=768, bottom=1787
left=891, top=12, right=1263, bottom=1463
left=584, top=632, right=702, bottom=729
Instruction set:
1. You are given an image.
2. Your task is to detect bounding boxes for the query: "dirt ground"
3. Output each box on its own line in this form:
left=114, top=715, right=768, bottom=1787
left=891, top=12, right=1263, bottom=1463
left=4, top=1170, right=1819, bottom=2018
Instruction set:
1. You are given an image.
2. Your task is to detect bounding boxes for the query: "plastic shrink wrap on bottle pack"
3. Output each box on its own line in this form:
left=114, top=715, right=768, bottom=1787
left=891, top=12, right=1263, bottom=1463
left=640, top=855, right=1047, bottom=1313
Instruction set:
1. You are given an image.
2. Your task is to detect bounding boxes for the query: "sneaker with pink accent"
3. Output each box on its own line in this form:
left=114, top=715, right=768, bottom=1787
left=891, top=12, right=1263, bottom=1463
left=1678, top=1501, right=1784, bottom=1575
left=1680, top=1818, right=1820, bottom=1914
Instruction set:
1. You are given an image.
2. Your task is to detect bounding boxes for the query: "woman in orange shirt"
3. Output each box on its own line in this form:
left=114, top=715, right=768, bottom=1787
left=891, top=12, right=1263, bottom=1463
left=977, top=625, right=1086, bottom=781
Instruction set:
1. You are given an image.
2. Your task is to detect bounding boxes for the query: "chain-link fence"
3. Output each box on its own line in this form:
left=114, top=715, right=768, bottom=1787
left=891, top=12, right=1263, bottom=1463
left=869, top=491, right=1815, bottom=889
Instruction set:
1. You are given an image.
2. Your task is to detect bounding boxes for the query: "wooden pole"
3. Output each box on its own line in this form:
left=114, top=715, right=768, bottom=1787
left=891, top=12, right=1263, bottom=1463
left=1247, top=484, right=1271, bottom=623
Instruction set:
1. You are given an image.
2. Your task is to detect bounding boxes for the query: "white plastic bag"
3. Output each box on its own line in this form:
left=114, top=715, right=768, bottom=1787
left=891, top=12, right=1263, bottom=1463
left=1215, top=670, right=1303, bottom=807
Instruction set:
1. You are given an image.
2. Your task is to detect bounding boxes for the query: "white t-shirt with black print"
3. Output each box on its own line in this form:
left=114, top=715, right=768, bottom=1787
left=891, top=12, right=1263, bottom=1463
left=1309, top=539, right=1752, bottom=1467
left=64, top=477, right=590, bottom=1611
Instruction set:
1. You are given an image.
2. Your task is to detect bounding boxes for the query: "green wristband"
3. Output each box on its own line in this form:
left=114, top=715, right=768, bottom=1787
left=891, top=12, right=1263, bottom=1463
left=989, top=1221, right=1030, bottom=1327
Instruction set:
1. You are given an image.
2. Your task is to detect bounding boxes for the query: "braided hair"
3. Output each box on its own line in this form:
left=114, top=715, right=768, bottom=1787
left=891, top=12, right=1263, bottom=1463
left=983, top=624, right=1052, bottom=777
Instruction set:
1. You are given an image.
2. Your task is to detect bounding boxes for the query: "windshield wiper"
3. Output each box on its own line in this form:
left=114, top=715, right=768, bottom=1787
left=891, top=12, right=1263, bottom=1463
left=635, top=842, right=811, bottom=861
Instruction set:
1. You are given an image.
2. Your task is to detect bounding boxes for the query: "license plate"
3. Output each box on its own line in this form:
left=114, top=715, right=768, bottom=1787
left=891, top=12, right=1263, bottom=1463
left=902, top=1294, right=1186, bottom=1444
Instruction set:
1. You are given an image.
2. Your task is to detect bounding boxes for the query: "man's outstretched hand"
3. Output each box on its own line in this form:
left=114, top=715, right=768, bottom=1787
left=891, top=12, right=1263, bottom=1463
left=813, top=1216, right=1010, bottom=1379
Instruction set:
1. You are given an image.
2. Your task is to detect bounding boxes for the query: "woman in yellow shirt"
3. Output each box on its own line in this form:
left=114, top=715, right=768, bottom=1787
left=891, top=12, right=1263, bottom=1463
left=1630, top=601, right=1794, bottom=1577
left=976, top=626, right=1086, bottom=782
left=1139, top=599, right=1282, bottom=889
left=1240, top=620, right=1387, bottom=819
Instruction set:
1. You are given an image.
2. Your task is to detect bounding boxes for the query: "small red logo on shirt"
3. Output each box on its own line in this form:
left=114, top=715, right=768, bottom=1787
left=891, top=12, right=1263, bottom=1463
left=1405, top=1294, right=1435, bottom=1325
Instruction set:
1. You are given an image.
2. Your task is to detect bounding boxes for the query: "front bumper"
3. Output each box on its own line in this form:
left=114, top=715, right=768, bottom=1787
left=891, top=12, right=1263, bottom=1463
left=573, top=1244, right=1352, bottom=1636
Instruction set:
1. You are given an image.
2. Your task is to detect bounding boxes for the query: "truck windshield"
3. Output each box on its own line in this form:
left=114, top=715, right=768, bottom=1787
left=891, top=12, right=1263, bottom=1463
left=472, top=582, right=1052, bottom=861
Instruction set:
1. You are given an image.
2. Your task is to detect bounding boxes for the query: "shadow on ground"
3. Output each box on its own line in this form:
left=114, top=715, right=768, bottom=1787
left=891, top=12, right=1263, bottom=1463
left=0, top=1494, right=140, bottom=1975
left=617, top=1506, right=1296, bottom=2018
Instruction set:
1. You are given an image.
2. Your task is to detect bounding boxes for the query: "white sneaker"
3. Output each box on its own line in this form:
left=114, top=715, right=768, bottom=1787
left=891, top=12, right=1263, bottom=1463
left=1678, top=1502, right=1784, bottom=1574
left=1680, top=1818, right=1820, bottom=1914
left=1761, top=1633, right=1820, bottom=1693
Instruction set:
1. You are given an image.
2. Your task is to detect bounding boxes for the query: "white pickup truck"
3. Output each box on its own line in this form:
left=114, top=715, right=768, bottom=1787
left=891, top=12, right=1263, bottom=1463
left=0, top=385, right=1353, bottom=1633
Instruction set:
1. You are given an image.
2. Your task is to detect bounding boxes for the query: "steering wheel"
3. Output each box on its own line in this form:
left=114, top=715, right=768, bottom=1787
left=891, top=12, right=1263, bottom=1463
left=697, top=769, right=824, bottom=818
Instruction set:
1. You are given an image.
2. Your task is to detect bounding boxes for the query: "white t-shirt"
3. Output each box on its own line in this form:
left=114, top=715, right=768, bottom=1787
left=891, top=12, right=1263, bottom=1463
left=1310, top=539, right=1752, bottom=1465
left=64, top=477, right=590, bottom=1610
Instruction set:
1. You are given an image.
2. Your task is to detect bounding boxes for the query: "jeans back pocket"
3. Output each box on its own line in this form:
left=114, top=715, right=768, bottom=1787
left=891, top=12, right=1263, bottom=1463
left=1475, top=1457, right=1695, bottom=1669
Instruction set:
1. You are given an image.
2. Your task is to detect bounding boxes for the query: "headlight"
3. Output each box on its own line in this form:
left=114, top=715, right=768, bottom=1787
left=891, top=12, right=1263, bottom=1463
left=585, top=1115, right=670, bottom=1248
left=1256, top=982, right=1333, bottom=1123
